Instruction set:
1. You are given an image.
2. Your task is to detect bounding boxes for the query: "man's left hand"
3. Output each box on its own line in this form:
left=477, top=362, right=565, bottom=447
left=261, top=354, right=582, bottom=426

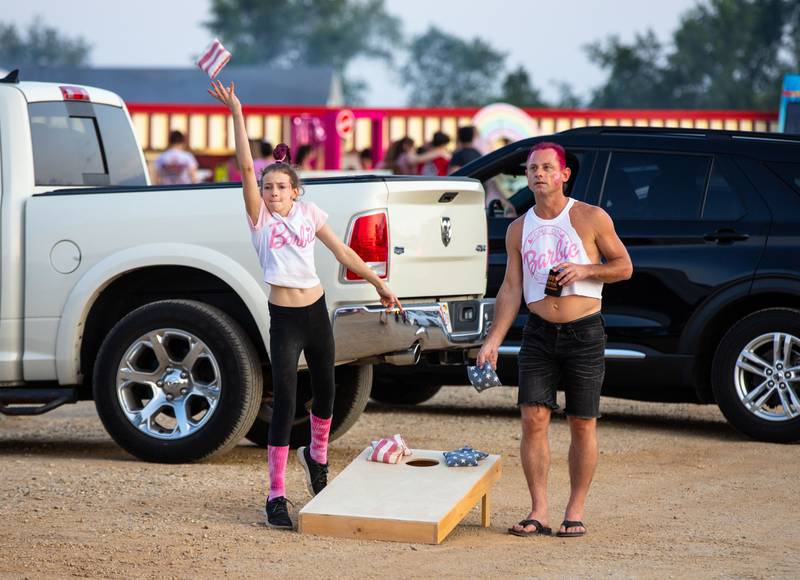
left=555, top=262, right=594, bottom=287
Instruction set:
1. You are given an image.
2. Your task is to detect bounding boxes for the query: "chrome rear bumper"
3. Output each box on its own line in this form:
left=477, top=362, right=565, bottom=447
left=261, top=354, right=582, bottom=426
left=332, top=299, right=494, bottom=363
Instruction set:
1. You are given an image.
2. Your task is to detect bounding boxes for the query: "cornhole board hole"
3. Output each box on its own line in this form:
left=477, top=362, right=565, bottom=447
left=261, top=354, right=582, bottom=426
left=298, top=448, right=501, bottom=544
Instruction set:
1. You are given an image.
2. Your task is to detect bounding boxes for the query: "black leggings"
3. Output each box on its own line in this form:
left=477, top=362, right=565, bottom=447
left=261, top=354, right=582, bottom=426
left=267, top=295, right=336, bottom=447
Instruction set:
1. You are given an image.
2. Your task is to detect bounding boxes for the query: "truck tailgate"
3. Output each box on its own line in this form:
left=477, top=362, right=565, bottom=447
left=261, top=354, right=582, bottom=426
left=386, top=178, right=487, bottom=297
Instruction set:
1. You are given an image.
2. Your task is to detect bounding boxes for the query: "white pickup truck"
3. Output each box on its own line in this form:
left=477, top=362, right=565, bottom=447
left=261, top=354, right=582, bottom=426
left=0, top=73, right=493, bottom=462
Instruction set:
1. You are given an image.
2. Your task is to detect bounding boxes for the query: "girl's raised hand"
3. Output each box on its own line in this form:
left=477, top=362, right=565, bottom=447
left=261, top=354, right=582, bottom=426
left=207, top=80, right=241, bottom=113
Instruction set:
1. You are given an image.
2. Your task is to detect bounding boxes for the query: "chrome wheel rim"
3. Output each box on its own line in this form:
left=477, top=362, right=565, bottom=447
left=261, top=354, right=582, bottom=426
left=734, top=332, right=800, bottom=422
left=116, top=329, right=222, bottom=440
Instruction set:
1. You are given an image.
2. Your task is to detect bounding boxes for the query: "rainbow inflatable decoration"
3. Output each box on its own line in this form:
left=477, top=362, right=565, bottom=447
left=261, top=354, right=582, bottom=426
left=472, top=103, right=540, bottom=150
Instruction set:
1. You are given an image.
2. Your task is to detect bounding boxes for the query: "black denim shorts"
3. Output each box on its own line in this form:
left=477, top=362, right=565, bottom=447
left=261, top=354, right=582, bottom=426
left=518, top=312, right=606, bottom=418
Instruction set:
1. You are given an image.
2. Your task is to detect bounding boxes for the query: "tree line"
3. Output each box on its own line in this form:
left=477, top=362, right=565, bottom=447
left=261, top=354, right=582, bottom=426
left=2, top=0, right=799, bottom=110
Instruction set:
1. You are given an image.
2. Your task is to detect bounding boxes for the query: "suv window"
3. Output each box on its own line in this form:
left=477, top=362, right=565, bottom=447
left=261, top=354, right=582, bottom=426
left=702, top=162, right=746, bottom=221
left=600, top=152, right=711, bottom=220
left=767, top=162, right=800, bottom=196
left=29, top=102, right=147, bottom=187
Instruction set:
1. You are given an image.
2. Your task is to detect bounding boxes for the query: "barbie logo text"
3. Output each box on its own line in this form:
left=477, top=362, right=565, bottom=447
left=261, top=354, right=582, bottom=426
left=522, top=226, right=579, bottom=281
left=269, top=222, right=315, bottom=249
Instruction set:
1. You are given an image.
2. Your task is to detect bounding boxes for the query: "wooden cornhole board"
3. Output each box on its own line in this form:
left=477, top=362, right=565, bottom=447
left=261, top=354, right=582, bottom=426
left=298, top=448, right=501, bottom=544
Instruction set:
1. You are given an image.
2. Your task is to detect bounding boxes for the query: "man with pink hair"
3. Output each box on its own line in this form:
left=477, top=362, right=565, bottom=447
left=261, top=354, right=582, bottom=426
left=478, top=141, right=632, bottom=538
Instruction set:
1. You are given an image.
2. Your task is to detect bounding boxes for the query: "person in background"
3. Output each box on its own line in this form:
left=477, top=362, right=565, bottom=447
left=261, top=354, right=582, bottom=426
left=295, top=145, right=316, bottom=171
left=225, top=140, right=271, bottom=182
left=496, top=136, right=513, bottom=150
left=226, top=155, right=241, bottom=182
left=252, top=140, right=274, bottom=175
left=359, top=148, right=373, bottom=171
left=154, top=130, right=198, bottom=185
left=448, top=126, right=482, bottom=174
left=378, top=138, right=412, bottom=174
left=419, top=131, right=451, bottom=176
left=483, top=135, right=519, bottom=216
left=379, top=137, right=450, bottom=175
left=485, top=179, right=518, bottom=217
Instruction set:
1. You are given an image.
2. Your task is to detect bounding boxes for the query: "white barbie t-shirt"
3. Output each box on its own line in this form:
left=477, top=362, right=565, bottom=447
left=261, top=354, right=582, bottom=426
left=247, top=200, right=328, bottom=288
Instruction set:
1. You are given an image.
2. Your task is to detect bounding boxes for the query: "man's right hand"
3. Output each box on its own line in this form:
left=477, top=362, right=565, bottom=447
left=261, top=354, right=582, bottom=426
left=476, top=338, right=500, bottom=370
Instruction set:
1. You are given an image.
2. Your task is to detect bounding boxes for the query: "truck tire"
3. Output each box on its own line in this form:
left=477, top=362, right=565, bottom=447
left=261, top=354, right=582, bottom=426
left=93, top=300, right=262, bottom=462
left=711, top=308, right=800, bottom=443
left=370, top=379, right=442, bottom=406
left=244, top=364, right=373, bottom=448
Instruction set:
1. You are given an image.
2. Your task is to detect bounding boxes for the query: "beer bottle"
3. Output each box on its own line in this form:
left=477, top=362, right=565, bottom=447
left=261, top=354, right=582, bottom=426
left=544, top=268, right=562, bottom=297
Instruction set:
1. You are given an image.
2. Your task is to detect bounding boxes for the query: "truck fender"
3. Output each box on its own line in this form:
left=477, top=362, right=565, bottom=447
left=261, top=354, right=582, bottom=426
left=55, top=243, right=269, bottom=385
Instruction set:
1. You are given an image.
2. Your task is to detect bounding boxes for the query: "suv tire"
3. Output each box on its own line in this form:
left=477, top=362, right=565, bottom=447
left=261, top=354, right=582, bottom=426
left=712, top=308, right=800, bottom=443
left=93, top=300, right=263, bottom=462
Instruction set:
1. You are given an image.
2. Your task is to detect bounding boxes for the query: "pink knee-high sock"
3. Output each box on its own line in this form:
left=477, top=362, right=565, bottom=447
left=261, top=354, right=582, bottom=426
left=267, top=445, right=289, bottom=500
left=309, top=413, right=332, bottom=464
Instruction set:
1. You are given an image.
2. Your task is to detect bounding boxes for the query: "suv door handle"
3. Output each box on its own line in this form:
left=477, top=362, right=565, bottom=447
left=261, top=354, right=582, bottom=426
left=703, top=229, right=749, bottom=243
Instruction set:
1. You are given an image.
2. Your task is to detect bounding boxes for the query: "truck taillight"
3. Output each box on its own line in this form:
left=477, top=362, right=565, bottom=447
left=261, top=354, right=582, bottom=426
left=60, top=86, right=90, bottom=101
left=345, top=211, right=388, bottom=281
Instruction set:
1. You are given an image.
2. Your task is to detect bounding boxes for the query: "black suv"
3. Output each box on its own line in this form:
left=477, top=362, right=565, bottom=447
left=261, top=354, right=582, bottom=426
left=373, top=127, right=800, bottom=443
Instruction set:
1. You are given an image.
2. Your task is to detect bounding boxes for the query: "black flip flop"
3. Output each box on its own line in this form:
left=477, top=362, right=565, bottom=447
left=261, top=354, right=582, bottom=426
left=556, top=520, right=587, bottom=537
left=508, top=518, right=552, bottom=537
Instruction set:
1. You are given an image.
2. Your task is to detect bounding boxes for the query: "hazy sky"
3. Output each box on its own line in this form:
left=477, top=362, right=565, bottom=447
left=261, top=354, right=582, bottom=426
left=4, top=0, right=699, bottom=105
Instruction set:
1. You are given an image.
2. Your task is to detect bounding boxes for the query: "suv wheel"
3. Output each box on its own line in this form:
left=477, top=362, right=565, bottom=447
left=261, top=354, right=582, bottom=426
left=244, top=364, right=373, bottom=448
left=93, top=300, right=262, bottom=462
left=712, top=308, right=800, bottom=443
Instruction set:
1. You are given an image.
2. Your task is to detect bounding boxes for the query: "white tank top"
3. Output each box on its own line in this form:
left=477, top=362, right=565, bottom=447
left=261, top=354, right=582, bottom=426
left=520, top=197, right=603, bottom=304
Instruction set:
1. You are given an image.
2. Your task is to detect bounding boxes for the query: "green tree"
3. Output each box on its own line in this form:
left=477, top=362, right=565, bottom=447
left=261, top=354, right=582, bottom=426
left=665, top=0, right=795, bottom=109
left=0, top=17, right=91, bottom=68
left=587, top=0, right=800, bottom=110
left=586, top=30, right=667, bottom=108
left=499, top=66, right=547, bottom=108
left=206, top=0, right=402, bottom=103
left=400, top=26, right=506, bottom=107
left=787, top=2, right=800, bottom=68
left=553, top=81, right=584, bottom=109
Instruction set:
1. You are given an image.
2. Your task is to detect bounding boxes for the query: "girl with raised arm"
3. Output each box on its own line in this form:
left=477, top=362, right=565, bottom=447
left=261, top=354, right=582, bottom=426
left=208, top=80, right=402, bottom=529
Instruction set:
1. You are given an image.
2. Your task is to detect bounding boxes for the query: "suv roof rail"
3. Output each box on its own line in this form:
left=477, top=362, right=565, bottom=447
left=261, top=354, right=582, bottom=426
left=560, top=125, right=800, bottom=144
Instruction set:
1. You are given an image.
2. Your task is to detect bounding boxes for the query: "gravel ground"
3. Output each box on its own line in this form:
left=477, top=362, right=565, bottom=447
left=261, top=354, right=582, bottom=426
left=0, top=386, right=797, bottom=579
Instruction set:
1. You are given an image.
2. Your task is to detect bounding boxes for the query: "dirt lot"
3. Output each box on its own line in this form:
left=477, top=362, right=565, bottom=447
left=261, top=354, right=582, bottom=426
left=0, top=386, right=797, bottom=579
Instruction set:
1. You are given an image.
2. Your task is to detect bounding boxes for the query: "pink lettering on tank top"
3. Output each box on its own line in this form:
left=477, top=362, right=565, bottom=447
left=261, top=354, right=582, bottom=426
left=522, top=225, right=580, bottom=283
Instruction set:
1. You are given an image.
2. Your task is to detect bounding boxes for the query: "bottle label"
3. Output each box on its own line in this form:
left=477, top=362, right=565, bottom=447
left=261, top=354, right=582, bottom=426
left=544, top=268, right=562, bottom=297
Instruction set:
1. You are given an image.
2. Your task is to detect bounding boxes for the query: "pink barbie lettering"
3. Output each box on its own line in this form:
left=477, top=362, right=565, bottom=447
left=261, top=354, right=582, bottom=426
left=522, top=225, right=579, bottom=283
left=268, top=221, right=315, bottom=250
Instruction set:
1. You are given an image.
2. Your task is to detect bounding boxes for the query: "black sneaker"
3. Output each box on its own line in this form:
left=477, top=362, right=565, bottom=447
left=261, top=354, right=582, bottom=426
left=297, top=446, right=328, bottom=496
left=265, top=496, right=293, bottom=529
